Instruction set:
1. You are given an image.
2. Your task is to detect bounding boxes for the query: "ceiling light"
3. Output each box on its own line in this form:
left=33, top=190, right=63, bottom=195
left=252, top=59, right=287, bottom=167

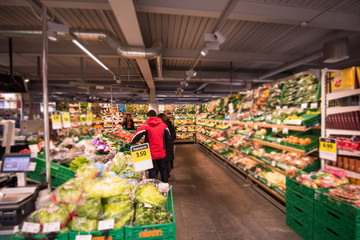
left=72, top=39, right=110, bottom=71
left=201, top=47, right=209, bottom=56
left=186, top=69, right=197, bottom=77
left=24, top=78, right=29, bottom=83
left=323, top=37, right=350, bottom=63
left=180, top=80, right=189, bottom=87
left=48, top=30, right=58, bottom=41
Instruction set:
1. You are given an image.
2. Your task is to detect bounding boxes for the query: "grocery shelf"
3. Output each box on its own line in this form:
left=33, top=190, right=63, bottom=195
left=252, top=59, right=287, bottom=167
left=326, top=88, right=360, bottom=101
left=196, top=141, right=286, bottom=203
left=338, top=149, right=360, bottom=157
left=326, top=106, right=360, bottom=115
left=326, top=129, right=360, bottom=136
left=252, top=139, right=311, bottom=155
left=324, top=165, right=360, bottom=179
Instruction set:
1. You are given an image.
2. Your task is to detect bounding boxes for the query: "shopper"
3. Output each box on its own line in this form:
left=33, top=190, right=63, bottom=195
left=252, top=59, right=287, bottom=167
left=158, top=113, right=176, bottom=177
left=131, top=110, right=171, bottom=183
left=122, top=113, right=135, bottom=130
left=165, top=110, right=176, bottom=168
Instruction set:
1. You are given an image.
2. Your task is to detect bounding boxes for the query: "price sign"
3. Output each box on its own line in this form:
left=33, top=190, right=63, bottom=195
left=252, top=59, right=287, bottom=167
left=29, top=144, right=39, bottom=153
left=28, top=162, right=36, bottom=171
left=319, top=138, right=337, bottom=161
left=86, top=112, right=93, bottom=126
left=52, top=113, right=62, bottom=129
left=131, top=143, right=153, bottom=172
left=75, top=235, right=92, bottom=240
left=13, top=225, right=19, bottom=233
left=62, top=112, right=71, bottom=128
left=301, top=103, right=308, bottom=109
left=272, top=127, right=278, bottom=133
left=311, top=102, right=318, bottom=109
left=22, top=222, right=40, bottom=233
left=283, top=106, right=288, bottom=109
left=282, top=128, right=289, bottom=135
left=266, top=116, right=272, bottom=121
left=254, top=125, right=258, bottom=130
left=271, top=161, right=276, bottom=167
left=98, top=219, right=114, bottom=231
left=276, top=106, right=281, bottom=110
left=43, top=222, right=60, bottom=233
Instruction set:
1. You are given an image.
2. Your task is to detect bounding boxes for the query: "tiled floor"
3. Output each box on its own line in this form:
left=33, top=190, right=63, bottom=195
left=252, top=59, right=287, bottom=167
left=170, top=144, right=302, bottom=240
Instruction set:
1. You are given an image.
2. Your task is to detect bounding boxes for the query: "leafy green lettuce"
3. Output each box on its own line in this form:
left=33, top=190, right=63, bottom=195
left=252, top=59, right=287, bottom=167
left=135, top=184, right=166, bottom=207
left=102, top=200, right=134, bottom=229
left=55, top=179, right=84, bottom=203
left=71, top=217, right=98, bottom=232
left=76, top=196, right=102, bottom=219
left=84, top=177, right=133, bottom=198
left=38, top=203, right=70, bottom=225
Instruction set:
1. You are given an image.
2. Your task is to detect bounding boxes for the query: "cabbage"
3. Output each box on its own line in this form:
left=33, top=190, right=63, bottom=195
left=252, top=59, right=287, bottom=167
left=38, top=203, right=70, bottom=225
left=102, top=194, right=131, bottom=204
left=135, top=184, right=166, bottom=207
left=84, top=177, right=133, bottom=198
left=76, top=197, right=102, bottom=219
left=71, top=217, right=98, bottom=232
left=70, top=157, right=90, bottom=171
left=134, top=203, right=172, bottom=226
left=102, top=200, right=134, bottom=229
left=76, top=163, right=98, bottom=179
left=111, top=153, right=132, bottom=174
left=55, top=179, right=84, bottom=203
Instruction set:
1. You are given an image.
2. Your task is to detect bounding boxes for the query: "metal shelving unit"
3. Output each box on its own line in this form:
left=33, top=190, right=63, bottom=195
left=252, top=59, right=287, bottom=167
left=320, top=68, right=360, bottom=179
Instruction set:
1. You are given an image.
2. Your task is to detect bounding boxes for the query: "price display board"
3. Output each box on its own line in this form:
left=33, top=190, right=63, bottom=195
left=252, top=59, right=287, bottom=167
left=131, top=143, right=153, bottom=172
left=62, top=112, right=71, bottom=128
left=319, top=138, right=337, bottom=161
left=52, top=112, right=62, bottom=129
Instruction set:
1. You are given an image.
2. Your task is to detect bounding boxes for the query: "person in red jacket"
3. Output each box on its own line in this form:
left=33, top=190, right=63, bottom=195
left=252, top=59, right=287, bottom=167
left=131, top=110, right=172, bottom=183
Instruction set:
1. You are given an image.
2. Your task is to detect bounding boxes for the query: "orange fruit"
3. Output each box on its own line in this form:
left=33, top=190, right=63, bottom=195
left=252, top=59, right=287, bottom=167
left=305, top=138, right=312, bottom=143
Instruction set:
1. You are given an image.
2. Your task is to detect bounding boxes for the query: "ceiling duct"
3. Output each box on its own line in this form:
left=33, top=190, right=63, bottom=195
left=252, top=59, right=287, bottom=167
left=323, top=37, right=350, bottom=63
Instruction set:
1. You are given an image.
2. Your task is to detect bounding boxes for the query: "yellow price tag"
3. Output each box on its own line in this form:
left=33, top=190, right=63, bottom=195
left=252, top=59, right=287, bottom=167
left=62, top=112, right=70, bottom=123
left=320, top=141, right=336, bottom=153
left=87, top=113, right=92, bottom=121
left=52, top=114, right=61, bottom=123
left=132, top=148, right=151, bottom=163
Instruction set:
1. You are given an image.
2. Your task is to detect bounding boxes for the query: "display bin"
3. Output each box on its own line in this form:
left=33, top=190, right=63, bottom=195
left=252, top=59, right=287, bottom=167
left=286, top=177, right=316, bottom=200
left=301, top=159, right=320, bottom=173
left=286, top=212, right=312, bottom=240
left=272, top=186, right=286, bottom=198
left=69, top=228, right=124, bottom=240
left=12, top=232, right=68, bottom=240
left=286, top=189, right=313, bottom=215
left=124, top=189, right=175, bottom=240
left=26, top=157, right=75, bottom=187
left=299, top=113, right=321, bottom=128
left=314, top=189, right=360, bottom=222
left=281, top=135, right=319, bottom=152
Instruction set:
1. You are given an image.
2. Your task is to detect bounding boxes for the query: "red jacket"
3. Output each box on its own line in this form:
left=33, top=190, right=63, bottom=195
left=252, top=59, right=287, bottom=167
left=131, top=117, right=171, bottom=160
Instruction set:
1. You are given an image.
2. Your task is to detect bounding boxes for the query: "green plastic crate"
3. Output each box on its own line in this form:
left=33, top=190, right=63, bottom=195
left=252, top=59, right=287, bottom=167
left=286, top=189, right=314, bottom=215
left=286, top=177, right=316, bottom=200
left=313, top=220, right=350, bottom=240
left=12, top=232, right=68, bottom=240
left=281, top=135, right=319, bottom=153
left=314, top=189, right=360, bottom=222
left=286, top=212, right=313, bottom=240
left=26, top=157, right=75, bottom=187
left=124, top=190, right=175, bottom=240
left=69, top=228, right=124, bottom=240
left=314, top=202, right=359, bottom=238
left=301, top=159, right=320, bottom=173
left=300, top=113, right=321, bottom=128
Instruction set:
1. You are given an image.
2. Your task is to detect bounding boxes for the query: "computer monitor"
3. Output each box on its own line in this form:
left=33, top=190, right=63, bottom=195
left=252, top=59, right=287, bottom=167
left=1, top=153, right=32, bottom=173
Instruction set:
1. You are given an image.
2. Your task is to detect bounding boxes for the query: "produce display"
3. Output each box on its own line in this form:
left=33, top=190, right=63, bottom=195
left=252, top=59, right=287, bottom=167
left=327, top=184, right=360, bottom=207
left=175, top=115, right=196, bottom=141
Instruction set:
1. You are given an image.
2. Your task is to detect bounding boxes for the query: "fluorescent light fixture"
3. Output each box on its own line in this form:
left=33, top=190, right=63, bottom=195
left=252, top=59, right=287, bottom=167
left=24, top=78, right=29, bottom=83
left=201, top=47, right=209, bottom=56
left=186, top=69, right=197, bottom=77
left=48, top=30, right=58, bottom=41
left=72, top=39, right=109, bottom=71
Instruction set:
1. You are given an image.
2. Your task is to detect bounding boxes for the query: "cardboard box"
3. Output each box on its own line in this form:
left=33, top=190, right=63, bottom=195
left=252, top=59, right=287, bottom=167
left=329, top=66, right=358, bottom=92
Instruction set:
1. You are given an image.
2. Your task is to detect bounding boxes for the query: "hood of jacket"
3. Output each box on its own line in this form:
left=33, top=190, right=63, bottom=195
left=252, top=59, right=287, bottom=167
left=146, top=117, right=164, bottom=127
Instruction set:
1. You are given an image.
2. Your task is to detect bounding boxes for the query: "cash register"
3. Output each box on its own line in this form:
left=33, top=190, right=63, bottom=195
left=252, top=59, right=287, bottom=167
left=0, top=153, right=38, bottom=233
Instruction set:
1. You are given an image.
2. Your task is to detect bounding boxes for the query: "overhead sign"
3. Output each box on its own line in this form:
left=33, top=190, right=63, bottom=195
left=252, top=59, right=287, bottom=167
left=319, top=138, right=337, bottom=161
left=131, top=143, right=153, bottom=172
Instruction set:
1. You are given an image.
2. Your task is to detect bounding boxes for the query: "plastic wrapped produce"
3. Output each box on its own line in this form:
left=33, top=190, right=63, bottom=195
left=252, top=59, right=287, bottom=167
left=102, top=200, right=134, bottom=229
left=71, top=217, right=98, bottom=232
left=134, top=203, right=172, bottom=226
left=84, top=176, right=134, bottom=198
left=53, top=179, right=84, bottom=204
left=76, top=196, right=102, bottom=218
left=38, top=203, right=72, bottom=228
left=134, top=180, right=170, bottom=207
left=76, top=163, right=99, bottom=179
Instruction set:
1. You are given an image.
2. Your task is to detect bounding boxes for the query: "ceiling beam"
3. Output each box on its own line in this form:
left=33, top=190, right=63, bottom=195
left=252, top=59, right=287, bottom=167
left=134, top=0, right=360, bottom=32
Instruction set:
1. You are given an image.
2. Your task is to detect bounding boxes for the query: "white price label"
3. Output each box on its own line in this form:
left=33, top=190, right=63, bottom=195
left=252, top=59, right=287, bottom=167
left=43, top=222, right=60, bottom=233
left=277, top=138, right=282, bottom=143
left=28, top=162, right=36, bottom=171
left=272, top=127, right=278, bottom=133
left=13, top=225, right=19, bottom=233
left=283, top=106, right=288, bottom=109
left=30, top=152, right=38, bottom=158
left=282, top=128, right=289, bottom=134
left=75, top=235, right=92, bottom=240
left=266, top=116, right=272, bottom=121
left=245, top=124, right=248, bottom=128
left=311, top=103, right=318, bottom=109
left=254, top=125, right=258, bottom=130
left=29, top=144, right=39, bottom=153
left=276, top=106, right=281, bottom=110
left=22, top=222, right=40, bottom=233
left=158, top=183, right=170, bottom=193
left=267, top=183, right=271, bottom=187
left=74, top=137, right=79, bottom=142
left=271, top=161, right=276, bottom=167
left=301, top=103, right=308, bottom=109
left=277, top=120, right=281, bottom=125
left=261, top=135, right=265, bottom=140
left=98, top=219, right=114, bottom=231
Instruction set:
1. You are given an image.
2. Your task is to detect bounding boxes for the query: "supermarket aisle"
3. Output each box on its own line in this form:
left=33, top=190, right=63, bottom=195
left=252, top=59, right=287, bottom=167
left=170, top=144, right=301, bottom=240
